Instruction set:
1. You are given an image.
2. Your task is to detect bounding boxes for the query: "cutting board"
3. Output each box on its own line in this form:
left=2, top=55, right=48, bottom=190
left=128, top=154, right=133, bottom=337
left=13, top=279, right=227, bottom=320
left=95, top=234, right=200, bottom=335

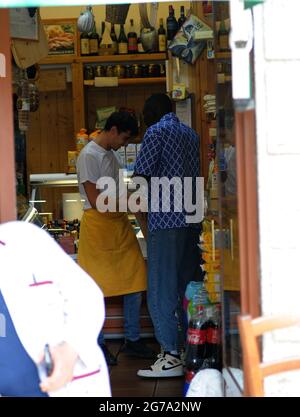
left=11, top=13, right=49, bottom=69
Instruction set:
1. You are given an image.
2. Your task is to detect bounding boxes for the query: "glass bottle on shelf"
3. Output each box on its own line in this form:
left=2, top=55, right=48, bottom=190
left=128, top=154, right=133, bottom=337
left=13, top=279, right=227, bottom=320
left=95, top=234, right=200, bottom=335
left=128, top=19, right=138, bottom=54
left=218, top=16, right=230, bottom=52
left=118, top=24, right=128, bottom=55
left=89, top=23, right=99, bottom=56
left=137, top=20, right=145, bottom=54
left=98, top=21, right=105, bottom=47
left=178, top=5, right=186, bottom=29
left=110, top=24, right=118, bottom=54
left=166, top=5, right=178, bottom=44
left=80, top=32, right=90, bottom=56
left=158, top=18, right=166, bottom=52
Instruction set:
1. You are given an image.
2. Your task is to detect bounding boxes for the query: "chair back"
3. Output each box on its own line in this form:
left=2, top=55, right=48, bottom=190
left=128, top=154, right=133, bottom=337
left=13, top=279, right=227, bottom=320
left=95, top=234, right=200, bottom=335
left=238, top=314, right=300, bottom=396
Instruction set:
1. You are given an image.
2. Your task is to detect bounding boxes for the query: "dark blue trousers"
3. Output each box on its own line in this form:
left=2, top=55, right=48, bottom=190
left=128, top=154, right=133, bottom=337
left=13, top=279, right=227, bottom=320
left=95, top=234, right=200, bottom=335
left=147, top=227, right=201, bottom=352
left=0, top=290, right=48, bottom=397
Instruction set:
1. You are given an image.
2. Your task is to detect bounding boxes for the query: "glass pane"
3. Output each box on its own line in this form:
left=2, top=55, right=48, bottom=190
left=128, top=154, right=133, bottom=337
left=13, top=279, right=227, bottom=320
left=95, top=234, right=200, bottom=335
left=213, top=0, right=243, bottom=391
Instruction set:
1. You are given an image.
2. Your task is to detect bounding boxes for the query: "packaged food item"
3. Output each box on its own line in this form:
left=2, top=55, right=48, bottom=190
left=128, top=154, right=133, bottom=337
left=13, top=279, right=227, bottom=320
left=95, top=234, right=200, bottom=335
left=205, top=273, right=221, bottom=283
left=201, top=262, right=221, bottom=273
left=204, top=282, right=221, bottom=293
left=76, top=128, right=89, bottom=153
left=68, top=151, right=78, bottom=173
left=125, top=144, right=137, bottom=171
left=95, top=106, right=116, bottom=130
left=89, top=130, right=101, bottom=141
left=202, top=251, right=221, bottom=263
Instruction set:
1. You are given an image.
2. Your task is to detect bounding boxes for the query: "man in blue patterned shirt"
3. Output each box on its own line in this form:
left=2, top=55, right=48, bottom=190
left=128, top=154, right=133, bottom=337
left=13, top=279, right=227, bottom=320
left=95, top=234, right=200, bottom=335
left=134, top=94, right=202, bottom=378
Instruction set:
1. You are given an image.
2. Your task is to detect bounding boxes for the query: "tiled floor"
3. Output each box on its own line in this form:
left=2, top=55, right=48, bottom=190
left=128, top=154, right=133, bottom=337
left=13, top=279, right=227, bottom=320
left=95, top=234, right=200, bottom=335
left=106, top=338, right=184, bottom=397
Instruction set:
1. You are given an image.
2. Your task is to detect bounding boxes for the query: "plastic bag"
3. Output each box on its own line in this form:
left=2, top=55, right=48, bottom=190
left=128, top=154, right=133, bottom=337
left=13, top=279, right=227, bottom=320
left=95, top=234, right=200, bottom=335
left=168, top=14, right=213, bottom=64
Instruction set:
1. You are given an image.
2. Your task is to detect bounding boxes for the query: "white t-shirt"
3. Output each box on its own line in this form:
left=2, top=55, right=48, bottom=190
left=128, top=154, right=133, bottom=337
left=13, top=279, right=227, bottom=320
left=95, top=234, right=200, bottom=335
left=76, top=141, right=122, bottom=210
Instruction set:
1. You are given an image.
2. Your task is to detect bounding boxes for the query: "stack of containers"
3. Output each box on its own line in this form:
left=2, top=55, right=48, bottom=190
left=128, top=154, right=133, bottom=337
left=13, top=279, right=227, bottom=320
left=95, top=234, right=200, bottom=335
left=199, top=219, right=221, bottom=304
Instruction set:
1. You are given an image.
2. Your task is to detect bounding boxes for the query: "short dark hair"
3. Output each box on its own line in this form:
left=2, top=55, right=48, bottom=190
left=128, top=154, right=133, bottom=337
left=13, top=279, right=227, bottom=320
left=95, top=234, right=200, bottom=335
left=143, top=94, right=173, bottom=127
left=104, top=111, right=138, bottom=136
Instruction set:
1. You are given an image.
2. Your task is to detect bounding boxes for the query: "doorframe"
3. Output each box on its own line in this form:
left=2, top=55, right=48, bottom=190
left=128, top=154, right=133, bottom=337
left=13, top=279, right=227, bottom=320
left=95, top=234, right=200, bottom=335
left=236, top=109, right=260, bottom=318
left=0, top=8, right=16, bottom=223
left=235, top=109, right=260, bottom=397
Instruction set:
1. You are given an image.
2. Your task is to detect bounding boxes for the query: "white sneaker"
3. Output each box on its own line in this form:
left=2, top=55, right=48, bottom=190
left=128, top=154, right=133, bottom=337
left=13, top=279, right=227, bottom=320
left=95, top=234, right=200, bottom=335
left=137, top=353, right=184, bottom=378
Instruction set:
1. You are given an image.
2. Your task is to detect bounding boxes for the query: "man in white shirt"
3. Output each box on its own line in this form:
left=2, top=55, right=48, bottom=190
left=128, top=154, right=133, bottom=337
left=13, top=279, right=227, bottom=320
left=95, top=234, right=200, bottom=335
left=77, top=111, right=155, bottom=366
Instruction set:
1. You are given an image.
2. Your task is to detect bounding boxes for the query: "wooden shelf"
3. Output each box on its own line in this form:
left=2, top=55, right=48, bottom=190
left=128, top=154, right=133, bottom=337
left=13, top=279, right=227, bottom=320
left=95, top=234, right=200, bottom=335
left=77, top=53, right=166, bottom=64
left=84, top=77, right=166, bottom=87
left=39, top=55, right=75, bottom=65
left=215, top=52, right=231, bottom=59
left=39, top=53, right=166, bottom=66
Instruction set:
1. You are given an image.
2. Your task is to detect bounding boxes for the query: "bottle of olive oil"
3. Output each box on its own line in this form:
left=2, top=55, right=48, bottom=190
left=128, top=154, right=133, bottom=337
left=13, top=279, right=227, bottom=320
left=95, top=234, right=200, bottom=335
left=158, top=18, right=166, bottom=52
left=80, top=32, right=90, bottom=56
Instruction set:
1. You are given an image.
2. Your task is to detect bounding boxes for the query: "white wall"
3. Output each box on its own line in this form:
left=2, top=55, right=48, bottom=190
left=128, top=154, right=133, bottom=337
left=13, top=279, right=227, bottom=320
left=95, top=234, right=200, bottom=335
left=253, top=0, right=300, bottom=396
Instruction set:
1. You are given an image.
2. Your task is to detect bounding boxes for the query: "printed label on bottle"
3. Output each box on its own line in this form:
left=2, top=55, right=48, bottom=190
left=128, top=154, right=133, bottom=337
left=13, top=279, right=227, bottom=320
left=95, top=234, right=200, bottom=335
left=81, top=39, right=90, bottom=54
left=207, top=328, right=221, bottom=344
left=158, top=34, right=166, bottom=52
left=219, top=35, right=229, bottom=51
left=128, top=38, right=138, bottom=52
left=185, top=370, right=196, bottom=384
left=187, top=328, right=206, bottom=345
left=89, top=39, right=98, bottom=54
left=118, top=42, right=128, bottom=54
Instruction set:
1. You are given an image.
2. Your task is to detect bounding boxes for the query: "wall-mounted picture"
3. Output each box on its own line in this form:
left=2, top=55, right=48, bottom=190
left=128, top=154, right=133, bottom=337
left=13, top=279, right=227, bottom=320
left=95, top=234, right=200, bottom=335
left=42, top=19, right=79, bottom=57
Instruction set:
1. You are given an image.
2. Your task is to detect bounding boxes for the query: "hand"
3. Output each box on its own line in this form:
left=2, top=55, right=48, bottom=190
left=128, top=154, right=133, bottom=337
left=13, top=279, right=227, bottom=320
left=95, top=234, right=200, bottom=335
left=135, top=211, right=148, bottom=241
left=39, top=342, right=78, bottom=393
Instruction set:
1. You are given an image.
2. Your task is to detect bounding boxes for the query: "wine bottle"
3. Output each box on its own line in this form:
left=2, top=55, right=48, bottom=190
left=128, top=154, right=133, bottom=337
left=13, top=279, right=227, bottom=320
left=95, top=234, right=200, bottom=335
left=178, top=5, right=186, bottom=29
left=98, top=21, right=105, bottom=48
left=158, top=18, right=166, bottom=52
left=110, top=23, right=118, bottom=54
left=89, top=23, right=99, bottom=56
left=80, top=32, right=90, bottom=56
left=137, top=20, right=145, bottom=53
left=166, top=5, right=178, bottom=44
left=128, top=19, right=138, bottom=54
left=218, top=17, right=229, bottom=51
left=118, top=24, right=128, bottom=55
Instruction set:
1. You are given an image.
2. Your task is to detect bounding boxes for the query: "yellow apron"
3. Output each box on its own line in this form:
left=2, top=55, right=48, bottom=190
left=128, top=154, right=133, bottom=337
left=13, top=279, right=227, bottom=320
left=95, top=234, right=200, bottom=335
left=78, top=209, right=147, bottom=297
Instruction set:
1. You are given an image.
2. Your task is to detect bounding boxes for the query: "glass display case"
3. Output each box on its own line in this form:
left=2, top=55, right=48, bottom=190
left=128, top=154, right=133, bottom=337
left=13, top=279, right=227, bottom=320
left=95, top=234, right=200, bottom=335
left=213, top=1, right=243, bottom=393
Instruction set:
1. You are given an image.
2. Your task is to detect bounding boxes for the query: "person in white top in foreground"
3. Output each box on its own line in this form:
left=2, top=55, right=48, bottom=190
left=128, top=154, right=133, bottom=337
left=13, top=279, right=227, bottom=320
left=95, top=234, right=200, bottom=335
left=0, top=221, right=111, bottom=397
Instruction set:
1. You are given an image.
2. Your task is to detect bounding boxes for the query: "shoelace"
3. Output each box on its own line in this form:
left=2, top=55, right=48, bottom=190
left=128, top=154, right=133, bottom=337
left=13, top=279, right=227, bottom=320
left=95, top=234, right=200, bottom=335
left=150, top=352, right=165, bottom=370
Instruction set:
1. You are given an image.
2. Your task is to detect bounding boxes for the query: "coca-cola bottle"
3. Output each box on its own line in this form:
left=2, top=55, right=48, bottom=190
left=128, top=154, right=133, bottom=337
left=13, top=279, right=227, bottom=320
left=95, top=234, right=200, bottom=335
left=205, top=304, right=222, bottom=371
left=184, top=306, right=209, bottom=395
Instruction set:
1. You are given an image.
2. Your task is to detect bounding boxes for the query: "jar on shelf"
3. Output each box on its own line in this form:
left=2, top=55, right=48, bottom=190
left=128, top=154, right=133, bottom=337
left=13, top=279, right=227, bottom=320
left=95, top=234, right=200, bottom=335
left=84, top=65, right=94, bottom=80
left=141, top=64, right=149, bottom=78
left=125, top=65, right=134, bottom=78
left=106, top=65, right=116, bottom=77
left=159, top=63, right=166, bottom=77
left=95, top=65, right=106, bottom=77
left=148, top=64, right=160, bottom=77
left=115, top=65, right=126, bottom=78
left=132, top=64, right=142, bottom=78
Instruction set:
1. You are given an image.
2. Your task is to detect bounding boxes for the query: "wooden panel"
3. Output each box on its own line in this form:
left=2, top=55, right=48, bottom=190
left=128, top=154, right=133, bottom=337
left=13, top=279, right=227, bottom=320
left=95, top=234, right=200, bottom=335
left=71, top=62, right=85, bottom=137
left=27, top=83, right=75, bottom=175
left=85, top=84, right=166, bottom=134
left=0, top=9, right=16, bottom=223
left=37, top=68, right=67, bottom=92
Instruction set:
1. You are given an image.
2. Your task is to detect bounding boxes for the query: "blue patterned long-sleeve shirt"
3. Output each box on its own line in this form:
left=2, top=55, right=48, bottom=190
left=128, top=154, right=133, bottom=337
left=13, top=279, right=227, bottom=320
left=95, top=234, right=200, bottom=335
left=134, top=112, right=200, bottom=232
